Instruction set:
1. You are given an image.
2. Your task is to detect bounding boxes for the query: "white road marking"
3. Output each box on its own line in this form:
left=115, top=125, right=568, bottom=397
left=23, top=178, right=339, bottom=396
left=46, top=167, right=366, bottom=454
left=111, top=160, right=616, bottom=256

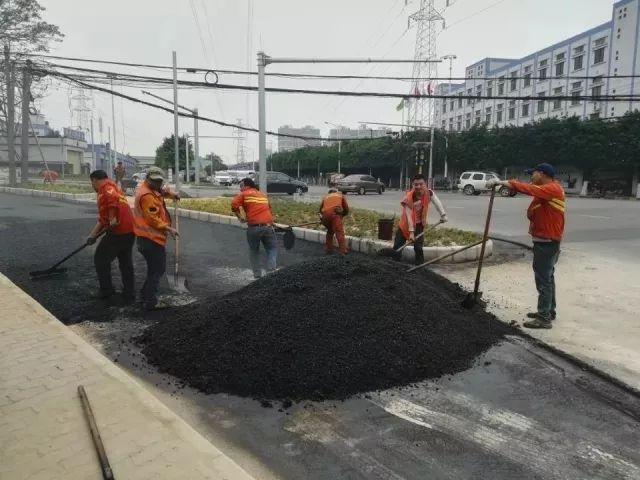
left=579, top=214, right=612, bottom=219
left=370, top=392, right=640, bottom=479
left=447, top=206, right=465, bottom=209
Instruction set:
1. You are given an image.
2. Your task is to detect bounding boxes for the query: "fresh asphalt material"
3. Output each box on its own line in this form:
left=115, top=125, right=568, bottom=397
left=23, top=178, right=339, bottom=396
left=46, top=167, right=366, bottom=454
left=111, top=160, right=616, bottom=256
left=1, top=193, right=640, bottom=480
left=139, top=255, right=514, bottom=402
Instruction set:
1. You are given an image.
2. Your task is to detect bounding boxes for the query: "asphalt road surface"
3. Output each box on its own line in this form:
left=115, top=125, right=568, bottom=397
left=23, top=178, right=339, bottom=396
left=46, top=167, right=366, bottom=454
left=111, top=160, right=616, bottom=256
left=1, top=193, right=640, bottom=480
left=303, top=186, right=640, bottom=262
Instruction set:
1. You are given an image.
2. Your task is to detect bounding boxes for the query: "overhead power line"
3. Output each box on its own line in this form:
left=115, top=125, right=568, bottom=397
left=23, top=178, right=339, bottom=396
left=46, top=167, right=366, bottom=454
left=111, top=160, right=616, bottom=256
left=20, top=53, right=640, bottom=82
left=35, top=64, right=640, bottom=103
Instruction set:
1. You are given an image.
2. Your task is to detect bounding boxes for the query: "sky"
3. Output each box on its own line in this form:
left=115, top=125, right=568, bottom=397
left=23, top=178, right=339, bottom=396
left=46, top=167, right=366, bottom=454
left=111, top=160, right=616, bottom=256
left=36, top=0, right=614, bottom=165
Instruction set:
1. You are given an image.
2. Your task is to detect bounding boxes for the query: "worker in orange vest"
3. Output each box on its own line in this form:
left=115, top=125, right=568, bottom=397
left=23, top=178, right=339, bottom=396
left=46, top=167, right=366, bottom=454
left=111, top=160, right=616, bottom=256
left=318, top=188, right=349, bottom=254
left=231, top=177, right=277, bottom=279
left=488, top=163, right=565, bottom=329
left=86, top=169, right=135, bottom=303
left=132, top=166, right=179, bottom=310
left=392, top=173, right=448, bottom=265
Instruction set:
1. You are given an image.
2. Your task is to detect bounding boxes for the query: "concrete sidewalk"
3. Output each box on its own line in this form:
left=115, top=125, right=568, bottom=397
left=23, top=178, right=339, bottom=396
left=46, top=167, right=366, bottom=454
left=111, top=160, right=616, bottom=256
left=436, top=245, right=640, bottom=392
left=0, top=273, right=255, bottom=480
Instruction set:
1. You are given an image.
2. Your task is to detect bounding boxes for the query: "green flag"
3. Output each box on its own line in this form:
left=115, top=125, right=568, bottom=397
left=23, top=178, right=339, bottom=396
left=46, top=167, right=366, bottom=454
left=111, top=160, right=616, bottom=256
left=396, top=98, right=406, bottom=111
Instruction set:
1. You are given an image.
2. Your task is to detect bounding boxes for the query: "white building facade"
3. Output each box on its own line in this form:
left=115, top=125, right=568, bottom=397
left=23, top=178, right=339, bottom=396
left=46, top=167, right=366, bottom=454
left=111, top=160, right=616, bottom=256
left=435, top=0, right=640, bottom=132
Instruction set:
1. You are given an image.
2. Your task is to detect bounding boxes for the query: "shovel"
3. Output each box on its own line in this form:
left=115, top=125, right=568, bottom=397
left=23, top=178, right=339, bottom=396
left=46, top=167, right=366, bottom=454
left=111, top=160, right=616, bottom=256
left=166, top=200, right=189, bottom=293
left=461, top=186, right=497, bottom=309
left=276, top=221, right=322, bottom=250
left=30, top=230, right=107, bottom=280
left=378, top=219, right=444, bottom=258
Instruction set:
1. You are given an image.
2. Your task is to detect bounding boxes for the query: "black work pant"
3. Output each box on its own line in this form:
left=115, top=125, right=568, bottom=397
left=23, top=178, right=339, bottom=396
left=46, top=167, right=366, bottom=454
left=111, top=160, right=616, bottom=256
left=137, top=236, right=166, bottom=309
left=532, top=241, right=561, bottom=318
left=392, top=223, right=425, bottom=265
left=94, top=232, right=135, bottom=298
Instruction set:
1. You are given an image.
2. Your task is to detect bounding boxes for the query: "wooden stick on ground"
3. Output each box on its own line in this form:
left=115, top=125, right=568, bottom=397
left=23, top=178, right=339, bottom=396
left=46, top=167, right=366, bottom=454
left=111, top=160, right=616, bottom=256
left=78, top=385, right=115, bottom=480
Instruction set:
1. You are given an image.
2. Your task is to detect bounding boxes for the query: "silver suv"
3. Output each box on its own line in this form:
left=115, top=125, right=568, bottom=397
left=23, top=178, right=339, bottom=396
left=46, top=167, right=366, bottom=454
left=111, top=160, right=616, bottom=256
left=458, top=171, right=515, bottom=197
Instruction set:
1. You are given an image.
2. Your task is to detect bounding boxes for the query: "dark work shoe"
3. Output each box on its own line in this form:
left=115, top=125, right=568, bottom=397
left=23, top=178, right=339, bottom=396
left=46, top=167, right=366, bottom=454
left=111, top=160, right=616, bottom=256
left=526, top=312, right=556, bottom=321
left=90, top=288, right=116, bottom=300
left=523, top=318, right=552, bottom=329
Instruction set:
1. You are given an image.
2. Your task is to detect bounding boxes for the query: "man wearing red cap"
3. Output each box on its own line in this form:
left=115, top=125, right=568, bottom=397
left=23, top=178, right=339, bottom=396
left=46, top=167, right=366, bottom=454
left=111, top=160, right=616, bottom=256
left=489, top=163, right=565, bottom=329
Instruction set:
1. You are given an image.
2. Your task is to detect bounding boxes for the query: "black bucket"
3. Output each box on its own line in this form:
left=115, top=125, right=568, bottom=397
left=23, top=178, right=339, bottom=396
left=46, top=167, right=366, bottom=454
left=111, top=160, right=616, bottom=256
left=377, top=218, right=394, bottom=241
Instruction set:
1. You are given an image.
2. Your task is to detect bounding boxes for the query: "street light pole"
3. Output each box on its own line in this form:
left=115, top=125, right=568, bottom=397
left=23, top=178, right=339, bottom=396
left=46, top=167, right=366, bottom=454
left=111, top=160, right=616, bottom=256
left=185, top=133, right=190, bottom=184
left=110, top=76, right=118, bottom=178
left=172, top=51, right=180, bottom=190
left=193, top=108, right=199, bottom=185
left=258, top=55, right=440, bottom=192
left=441, top=54, right=457, bottom=182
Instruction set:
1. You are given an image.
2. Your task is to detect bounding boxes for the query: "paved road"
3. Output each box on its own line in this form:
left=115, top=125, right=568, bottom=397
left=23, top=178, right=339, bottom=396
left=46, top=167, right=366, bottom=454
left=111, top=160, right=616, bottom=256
left=1, top=193, right=639, bottom=480
left=301, top=186, right=640, bottom=262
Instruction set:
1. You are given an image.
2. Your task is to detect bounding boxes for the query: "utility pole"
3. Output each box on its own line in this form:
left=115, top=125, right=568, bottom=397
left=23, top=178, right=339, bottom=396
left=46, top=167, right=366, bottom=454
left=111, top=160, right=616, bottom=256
left=185, top=133, right=190, bottom=184
left=20, top=60, right=32, bottom=183
left=110, top=76, right=117, bottom=178
left=172, top=51, right=180, bottom=191
left=257, top=54, right=437, bottom=192
left=90, top=118, right=96, bottom=171
left=441, top=54, right=456, bottom=180
left=193, top=108, right=199, bottom=185
left=428, top=126, right=435, bottom=188
left=4, top=45, right=16, bottom=185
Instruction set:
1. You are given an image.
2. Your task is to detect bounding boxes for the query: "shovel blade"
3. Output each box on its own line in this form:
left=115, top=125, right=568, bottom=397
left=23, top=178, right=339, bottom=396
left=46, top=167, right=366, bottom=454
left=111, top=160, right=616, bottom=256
left=29, top=267, right=68, bottom=279
left=461, top=291, right=485, bottom=309
left=166, top=274, right=189, bottom=293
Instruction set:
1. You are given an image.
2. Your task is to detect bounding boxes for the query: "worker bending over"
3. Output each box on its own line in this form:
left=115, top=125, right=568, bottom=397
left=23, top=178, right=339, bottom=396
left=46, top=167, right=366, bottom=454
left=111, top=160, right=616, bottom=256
left=86, top=169, right=135, bottom=303
left=319, top=188, right=350, bottom=255
left=488, top=163, right=565, bottom=329
left=393, top=173, right=448, bottom=265
left=232, top=178, right=278, bottom=279
left=133, top=166, right=179, bottom=311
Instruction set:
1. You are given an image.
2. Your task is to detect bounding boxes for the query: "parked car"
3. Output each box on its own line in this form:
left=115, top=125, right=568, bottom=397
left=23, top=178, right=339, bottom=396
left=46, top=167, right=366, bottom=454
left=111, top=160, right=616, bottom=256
left=336, top=174, right=385, bottom=195
left=213, top=172, right=234, bottom=186
left=254, top=172, right=308, bottom=195
left=457, top=171, right=515, bottom=197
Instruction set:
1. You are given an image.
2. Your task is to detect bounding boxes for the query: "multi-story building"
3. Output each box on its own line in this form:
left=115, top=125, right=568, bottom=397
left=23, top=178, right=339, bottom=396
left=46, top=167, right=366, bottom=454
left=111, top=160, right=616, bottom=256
left=327, top=124, right=391, bottom=141
left=435, top=0, right=640, bottom=132
left=277, top=125, right=321, bottom=152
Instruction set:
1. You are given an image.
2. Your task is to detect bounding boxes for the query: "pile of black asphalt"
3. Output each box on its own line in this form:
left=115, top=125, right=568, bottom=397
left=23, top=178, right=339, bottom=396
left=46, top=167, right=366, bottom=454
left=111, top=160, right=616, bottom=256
left=139, top=255, right=514, bottom=402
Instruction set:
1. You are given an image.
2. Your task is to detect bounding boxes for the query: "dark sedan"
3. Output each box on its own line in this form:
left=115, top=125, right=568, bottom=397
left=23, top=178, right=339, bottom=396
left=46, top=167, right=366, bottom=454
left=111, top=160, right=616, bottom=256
left=336, top=174, right=385, bottom=195
left=254, top=172, right=308, bottom=195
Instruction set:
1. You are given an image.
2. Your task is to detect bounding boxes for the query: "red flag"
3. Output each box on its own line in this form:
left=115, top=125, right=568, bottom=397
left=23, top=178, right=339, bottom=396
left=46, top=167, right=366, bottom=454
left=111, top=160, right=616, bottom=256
left=413, top=85, right=421, bottom=96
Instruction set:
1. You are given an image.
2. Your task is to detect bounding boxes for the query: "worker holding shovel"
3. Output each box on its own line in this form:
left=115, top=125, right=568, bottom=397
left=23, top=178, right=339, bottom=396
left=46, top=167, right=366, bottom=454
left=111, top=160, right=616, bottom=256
left=86, top=169, right=136, bottom=303
left=132, top=166, right=179, bottom=311
left=392, top=174, right=448, bottom=265
left=487, top=163, right=565, bottom=329
left=232, top=177, right=278, bottom=279
left=318, top=188, right=350, bottom=255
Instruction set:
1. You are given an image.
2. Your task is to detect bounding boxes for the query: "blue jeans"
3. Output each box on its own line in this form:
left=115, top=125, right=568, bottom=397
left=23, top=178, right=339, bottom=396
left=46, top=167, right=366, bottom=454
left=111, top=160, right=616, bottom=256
left=532, top=241, right=560, bottom=318
left=247, top=225, right=278, bottom=278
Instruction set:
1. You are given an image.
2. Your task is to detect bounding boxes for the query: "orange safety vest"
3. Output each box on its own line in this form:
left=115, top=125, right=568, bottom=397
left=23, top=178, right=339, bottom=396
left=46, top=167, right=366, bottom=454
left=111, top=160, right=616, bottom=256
left=321, top=191, right=347, bottom=217
left=133, top=182, right=170, bottom=246
left=398, top=189, right=430, bottom=240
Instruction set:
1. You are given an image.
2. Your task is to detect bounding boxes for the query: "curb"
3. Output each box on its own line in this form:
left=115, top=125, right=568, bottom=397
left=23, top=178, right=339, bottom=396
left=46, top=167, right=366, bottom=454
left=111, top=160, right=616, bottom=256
left=0, top=186, right=490, bottom=263
left=174, top=208, right=492, bottom=263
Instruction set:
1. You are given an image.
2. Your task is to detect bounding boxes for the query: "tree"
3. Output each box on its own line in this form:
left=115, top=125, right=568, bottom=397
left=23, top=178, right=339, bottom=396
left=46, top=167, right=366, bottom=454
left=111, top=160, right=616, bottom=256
left=1, top=0, right=63, bottom=185
left=154, top=134, right=193, bottom=171
left=203, top=153, right=227, bottom=175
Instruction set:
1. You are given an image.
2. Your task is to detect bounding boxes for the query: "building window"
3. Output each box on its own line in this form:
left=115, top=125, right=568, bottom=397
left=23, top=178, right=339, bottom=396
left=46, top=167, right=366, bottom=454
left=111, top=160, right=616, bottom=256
left=537, top=93, right=546, bottom=114
left=539, top=67, right=548, bottom=80
left=524, top=73, right=532, bottom=88
left=573, top=45, right=585, bottom=55
left=571, top=90, right=582, bottom=106
left=442, top=120, right=446, bottom=129
left=553, top=87, right=563, bottom=110
left=590, top=112, right=600, bottom=120
left=556, top=62, right=564, bottom=76
left=510, top=72, right=518, bottom=91
left=442, top=102, right=447, bottom=114
left=539, top=59, right=548, bottom=67
left=450, top=100, right=455, bottom=111
left=467, top=89, right=473, bottom=105
left=573, top=55, right=584, bottom=71
left=457, top=115, right=462, bottom=131
left=485, top=106, right=492, bottom=124
left=522, top=103, right=530, bottom=117
left=458, top=93, right=463, bottom=108
left=594, top=47, right=606, bottom=64
left=465, top=113, right=471, bottom=129
left=449, top=118, right=454, bottom=131
left=508, top=106, right=515, bottom=120
left=476, top=85, right=482, bottom=98
left=497, top=103, right=503, bottom=123
left=593, top=75, right=604, bottom=84
left=524, top=65, right=532, bottom=73
left=594, top=37, right=606, bottom=47
left=592, top=85, right=603, bottom=98
left=487, top=86, right=493, bottom=97
left=498, top=76, right=505, bottom=95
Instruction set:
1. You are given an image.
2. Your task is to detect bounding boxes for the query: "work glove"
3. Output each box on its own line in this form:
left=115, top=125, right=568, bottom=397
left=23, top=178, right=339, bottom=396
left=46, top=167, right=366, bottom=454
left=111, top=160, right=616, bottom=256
left=485, top=179, right=500, bottom=189
left=440, top=214, right=448, bottom=224
left=85, top=236, right=97, bottom=246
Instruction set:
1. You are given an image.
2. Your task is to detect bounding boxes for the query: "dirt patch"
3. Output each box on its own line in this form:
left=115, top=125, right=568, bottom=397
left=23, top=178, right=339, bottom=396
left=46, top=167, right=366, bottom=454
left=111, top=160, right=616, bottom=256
left=139, top=256, right=514, bottom=402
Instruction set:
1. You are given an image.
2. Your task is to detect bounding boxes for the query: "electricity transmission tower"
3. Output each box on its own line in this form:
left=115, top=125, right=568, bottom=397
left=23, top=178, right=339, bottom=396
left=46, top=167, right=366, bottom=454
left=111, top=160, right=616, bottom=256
left=407, top=0, right=445, bottom=127
left=235, top=119, right=247, bottom=165
left=68, top=87, right=93, bottom=135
